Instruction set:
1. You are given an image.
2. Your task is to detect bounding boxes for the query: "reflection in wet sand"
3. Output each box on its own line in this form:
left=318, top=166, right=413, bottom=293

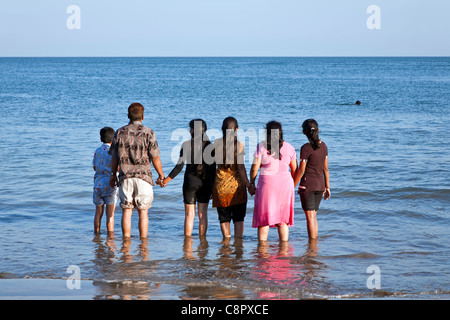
left=93, top=279, right=161, bottom=300
left=183, top=236, right=209, bottom=260
left=251, top=241, right=297, bottom=299
left=251, top=239, right=326, bottom=299
left=179, top=236, right=249, bottom=299
left=91, top=235, right=163, bottom=299
left=91, top=233, right=329, bottom=300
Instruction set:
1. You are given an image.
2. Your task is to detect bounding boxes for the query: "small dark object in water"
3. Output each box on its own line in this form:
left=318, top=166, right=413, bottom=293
left=355, top=100, right=361, bottom=105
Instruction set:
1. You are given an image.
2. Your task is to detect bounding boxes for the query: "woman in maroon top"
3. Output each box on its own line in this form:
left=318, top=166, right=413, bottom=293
left=294, top=119, right=330, bottom=239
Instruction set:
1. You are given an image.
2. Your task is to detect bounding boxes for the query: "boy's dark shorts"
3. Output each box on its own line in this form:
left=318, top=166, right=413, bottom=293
left=217, top=203, right=247, bottom=223
left=300, top=190, right=323, bottom=212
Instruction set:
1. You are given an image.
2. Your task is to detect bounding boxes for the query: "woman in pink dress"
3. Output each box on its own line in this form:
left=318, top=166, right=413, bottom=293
left=250, top=121, right=298, bottom=241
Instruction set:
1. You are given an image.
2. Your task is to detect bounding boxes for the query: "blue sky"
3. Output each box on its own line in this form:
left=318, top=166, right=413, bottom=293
left=0, top=0, right=449, bottom=56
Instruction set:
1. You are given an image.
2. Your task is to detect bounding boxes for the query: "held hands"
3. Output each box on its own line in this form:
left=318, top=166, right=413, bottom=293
left=157, top=176, right=171, bottom=188
left=247, top=183, right=256, bottom=196
left=109, top=174, right=118, bottom=188
left=156, top=176, right=164, bottom=187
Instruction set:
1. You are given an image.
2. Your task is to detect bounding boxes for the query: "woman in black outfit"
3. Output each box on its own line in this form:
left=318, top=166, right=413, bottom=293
left=161, top=119, right=216, bottom=237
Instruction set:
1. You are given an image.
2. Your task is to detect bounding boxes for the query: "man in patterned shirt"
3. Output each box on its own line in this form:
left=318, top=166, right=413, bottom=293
left=109, top=102, right=165, bottom=239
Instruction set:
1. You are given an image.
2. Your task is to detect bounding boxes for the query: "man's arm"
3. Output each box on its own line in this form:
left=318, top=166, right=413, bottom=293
left=109, top=156, right=119, bottom=188
left=151, top=155, right=165, bottom=186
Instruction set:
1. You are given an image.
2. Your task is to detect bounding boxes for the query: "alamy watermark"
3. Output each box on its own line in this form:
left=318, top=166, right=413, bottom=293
left=169, top=121, right=282, bottom=168
left=367, top=5, right=381, bottom=30
left=66, top=265, right=81, bottom=289
left=66, top=5, right=381, bottom=31
left=66, top=5, right=81, bottom=30
left=366, top=265, right=381, bottom=289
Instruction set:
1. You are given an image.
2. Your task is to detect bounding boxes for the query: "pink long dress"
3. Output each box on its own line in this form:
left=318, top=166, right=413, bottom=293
left=252, top=142, right=296, bottom=228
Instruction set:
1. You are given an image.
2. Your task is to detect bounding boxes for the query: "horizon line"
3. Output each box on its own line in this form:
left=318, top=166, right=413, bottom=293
left=1, top=55, right=449, bottom=58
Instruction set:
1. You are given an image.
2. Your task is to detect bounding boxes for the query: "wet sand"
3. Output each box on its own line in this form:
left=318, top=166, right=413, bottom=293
left=0, top=278, right=184, bottom=300
left=0, top=278, right=276, bottom=300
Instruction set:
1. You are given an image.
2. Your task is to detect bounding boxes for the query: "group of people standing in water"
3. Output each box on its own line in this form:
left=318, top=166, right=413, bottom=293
left=93, top=103, right=330, bottom=242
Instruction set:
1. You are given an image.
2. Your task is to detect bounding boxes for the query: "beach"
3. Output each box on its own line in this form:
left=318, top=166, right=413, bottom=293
left=0, top=57, right=449, bottom=300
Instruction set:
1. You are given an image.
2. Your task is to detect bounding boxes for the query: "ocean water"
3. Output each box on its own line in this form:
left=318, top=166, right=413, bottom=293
left=0, top=57, right=449, bottom=300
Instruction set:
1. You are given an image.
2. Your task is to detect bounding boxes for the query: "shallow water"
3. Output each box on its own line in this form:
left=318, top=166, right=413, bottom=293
left=0, top=57, right=449, bottom=299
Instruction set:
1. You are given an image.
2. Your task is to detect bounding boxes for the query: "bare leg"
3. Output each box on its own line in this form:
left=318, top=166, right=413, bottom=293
left=121, top=208, right=133, bottom=239
left=94, top=205, right=104, bottom=234
left=257, top=226, right=269, bottom=241
left=197, top=202, right=208, bottom=236
left=105, top=204, right=115, bottom=234
left=277, top=223, right=289, bottom=242
left=304, top=210, right=318, bottom=239
left=234, top=221, right=244, bottom=238
left=220, top=222, right=231, bottom=238
left=184, top=204, right=196, bottom=237
left=137, top=209, right=149, bottom=239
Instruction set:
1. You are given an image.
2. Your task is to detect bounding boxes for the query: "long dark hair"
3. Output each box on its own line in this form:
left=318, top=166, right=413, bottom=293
left=266, top=121, right=284, bottom=160
left=302, top=119, right=320, bottom=150
left=189, top=119, right=210, bottom=178
left=221, top=117, right=238, bottom=169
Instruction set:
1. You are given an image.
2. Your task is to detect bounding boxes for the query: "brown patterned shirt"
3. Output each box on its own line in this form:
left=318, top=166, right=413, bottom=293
left=212, top=138, right=247, bottom=207
left=109, top=120, right=160, bottom=186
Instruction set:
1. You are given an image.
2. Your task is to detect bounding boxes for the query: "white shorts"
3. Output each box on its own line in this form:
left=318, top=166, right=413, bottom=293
left=119, top=178, right=154, bottom=210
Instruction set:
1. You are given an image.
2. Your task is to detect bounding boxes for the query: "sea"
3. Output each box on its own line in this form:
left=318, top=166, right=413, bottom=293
left=0, top=57, right=449, bottom=300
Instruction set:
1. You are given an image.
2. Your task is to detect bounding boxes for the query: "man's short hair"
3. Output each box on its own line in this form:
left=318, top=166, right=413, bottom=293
left=128, top=102, right=144, bottom=121
left=100, top=127, right=115, bottom=143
